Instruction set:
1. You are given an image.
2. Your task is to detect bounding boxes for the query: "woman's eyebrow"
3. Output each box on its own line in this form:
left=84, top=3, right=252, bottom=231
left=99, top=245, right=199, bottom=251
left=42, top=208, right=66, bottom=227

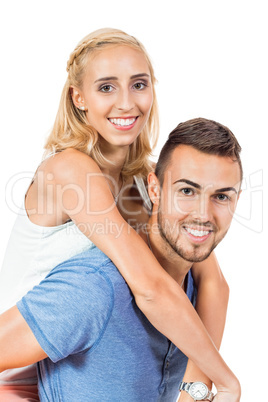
left=130, top=73, right=150, bottom=79
left=94, top=73, right=150, bottom=83
left=94, top=76, right=118, bottom=83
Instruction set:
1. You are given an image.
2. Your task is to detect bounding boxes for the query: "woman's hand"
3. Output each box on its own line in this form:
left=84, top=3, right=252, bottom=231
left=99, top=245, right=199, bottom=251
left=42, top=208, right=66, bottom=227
left=179, top=393, right=241, bottom=402
left=213, top=389, right=241, bottom=402
left=213, top=377, right=241, bottom=402
left=178, top=384, right=241, bottom=402
left=178, top=391, right=196, bottom=401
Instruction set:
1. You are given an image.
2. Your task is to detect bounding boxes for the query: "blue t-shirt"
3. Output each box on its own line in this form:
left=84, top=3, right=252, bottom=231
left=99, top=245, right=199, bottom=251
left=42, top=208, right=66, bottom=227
left=17, top=247, right=196, bottom=402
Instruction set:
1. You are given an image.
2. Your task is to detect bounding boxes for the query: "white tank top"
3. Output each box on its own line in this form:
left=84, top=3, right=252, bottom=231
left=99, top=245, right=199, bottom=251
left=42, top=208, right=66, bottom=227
left=0, top=197, right=94, bottom=314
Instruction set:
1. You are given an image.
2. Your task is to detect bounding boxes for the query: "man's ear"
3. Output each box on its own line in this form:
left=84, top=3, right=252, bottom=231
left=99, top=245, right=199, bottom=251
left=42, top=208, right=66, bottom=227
left=147, top=172, right=161, bottom=206
left=70, top=86, right=87, bottom=111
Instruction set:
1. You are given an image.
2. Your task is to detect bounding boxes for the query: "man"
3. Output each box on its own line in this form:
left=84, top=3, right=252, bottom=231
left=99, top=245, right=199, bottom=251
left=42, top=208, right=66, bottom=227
left=0, top=118, right=242, bottom=401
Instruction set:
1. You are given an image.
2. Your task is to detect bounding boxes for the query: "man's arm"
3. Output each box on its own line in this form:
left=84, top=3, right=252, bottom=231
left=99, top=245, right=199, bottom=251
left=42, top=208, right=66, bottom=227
left=0, top=306, right=47, bottom=373
left=0, top=256, right=113, bottom=373
left=179, top=252, right=229, bottom=401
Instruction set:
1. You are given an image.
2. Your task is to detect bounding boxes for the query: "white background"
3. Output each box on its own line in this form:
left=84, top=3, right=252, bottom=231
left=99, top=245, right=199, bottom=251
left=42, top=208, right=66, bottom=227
left=0, top=1, right=267, bottom=400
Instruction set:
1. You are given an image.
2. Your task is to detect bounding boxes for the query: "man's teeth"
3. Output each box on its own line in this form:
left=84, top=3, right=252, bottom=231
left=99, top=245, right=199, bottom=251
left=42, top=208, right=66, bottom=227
left=109, top=118, right=136, bottom=126
left=185, top=228, right=210, bottom=237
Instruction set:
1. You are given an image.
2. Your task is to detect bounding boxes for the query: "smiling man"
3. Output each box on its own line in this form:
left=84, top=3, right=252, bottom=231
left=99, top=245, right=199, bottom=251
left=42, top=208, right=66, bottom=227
left=0, top=118, right=242, bottom=402
left=149, top=123, right=242, bottom=266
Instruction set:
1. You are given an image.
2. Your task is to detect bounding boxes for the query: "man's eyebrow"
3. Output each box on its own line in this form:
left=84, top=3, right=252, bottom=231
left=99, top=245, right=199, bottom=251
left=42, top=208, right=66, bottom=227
left=173, top=180, right=238, bottom=194
left=215, top=187, right=238, bottom=194
left=173, top=179, right=201, bottom=189
left=94, top=73, right=150, bottom=84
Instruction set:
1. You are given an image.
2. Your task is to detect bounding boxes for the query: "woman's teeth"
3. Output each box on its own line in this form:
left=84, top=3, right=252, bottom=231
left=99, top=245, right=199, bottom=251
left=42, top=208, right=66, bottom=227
left=185, top=228, right=210, bottom=237
left=109, top=118, right=136, bottom=127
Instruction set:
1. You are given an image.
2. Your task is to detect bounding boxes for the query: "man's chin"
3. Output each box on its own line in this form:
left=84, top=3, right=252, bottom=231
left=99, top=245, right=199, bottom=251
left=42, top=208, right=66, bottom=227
left=183, top=252, right=212, bottom=263
left=175, top=245, right=215, bottom=263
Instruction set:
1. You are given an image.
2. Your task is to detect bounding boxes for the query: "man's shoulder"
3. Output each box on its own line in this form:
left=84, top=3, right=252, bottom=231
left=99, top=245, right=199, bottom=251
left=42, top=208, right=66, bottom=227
left=17, top=247, right=117, bottom=361
left=46, top=246, right=126, bottom=298
left=56, top=246, right=112, bottom=271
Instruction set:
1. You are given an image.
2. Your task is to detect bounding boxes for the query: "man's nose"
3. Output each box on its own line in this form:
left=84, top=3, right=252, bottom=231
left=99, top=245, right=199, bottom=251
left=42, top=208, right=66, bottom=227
left=192, top=195, right=213, bottom=222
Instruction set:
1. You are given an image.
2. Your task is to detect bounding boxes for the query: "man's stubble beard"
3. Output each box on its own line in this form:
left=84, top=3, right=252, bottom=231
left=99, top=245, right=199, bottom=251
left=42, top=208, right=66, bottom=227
left=157, top=209, right=226, bottom=263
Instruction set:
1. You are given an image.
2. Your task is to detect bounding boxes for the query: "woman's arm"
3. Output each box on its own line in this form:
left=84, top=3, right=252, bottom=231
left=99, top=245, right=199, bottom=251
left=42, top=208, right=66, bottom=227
left=25, top=149, right=240, bottom=397
left=179, top=252, right=229, bottom=401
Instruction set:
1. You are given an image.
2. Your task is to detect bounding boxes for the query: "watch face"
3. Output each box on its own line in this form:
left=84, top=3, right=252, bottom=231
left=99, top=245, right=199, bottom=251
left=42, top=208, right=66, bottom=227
left=189, top=382, right=208, bottom=400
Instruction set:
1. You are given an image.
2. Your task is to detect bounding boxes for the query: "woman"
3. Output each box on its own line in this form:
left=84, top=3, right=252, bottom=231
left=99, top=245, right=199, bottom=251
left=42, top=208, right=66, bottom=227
left=0, top=28, right=240, bottom=401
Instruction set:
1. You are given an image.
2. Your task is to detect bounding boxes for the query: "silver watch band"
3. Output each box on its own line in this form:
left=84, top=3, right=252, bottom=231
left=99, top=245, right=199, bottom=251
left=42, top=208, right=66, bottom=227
left=179, top=381, right=193, bottom=393
left=179, top=381, right=215, bottom=401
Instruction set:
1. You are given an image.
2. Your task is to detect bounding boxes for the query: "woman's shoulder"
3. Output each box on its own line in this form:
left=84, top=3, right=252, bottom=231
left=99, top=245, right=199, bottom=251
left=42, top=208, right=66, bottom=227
left=45, top=148, right=98, bottom=167
left=41, top=149, right=102, bottom=182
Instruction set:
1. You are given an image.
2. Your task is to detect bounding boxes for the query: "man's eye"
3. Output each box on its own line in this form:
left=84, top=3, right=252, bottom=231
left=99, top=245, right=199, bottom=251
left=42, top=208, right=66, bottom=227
left=181, top=188, right=194, bottom=196
left=216, top=194, right=230, bottom=201
left=100, top=85, right=113, bottom=93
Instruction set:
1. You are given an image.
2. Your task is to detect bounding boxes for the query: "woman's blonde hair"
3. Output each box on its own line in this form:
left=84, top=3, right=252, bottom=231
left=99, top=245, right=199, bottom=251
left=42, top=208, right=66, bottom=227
left=44, top=28, right=159, bottom=178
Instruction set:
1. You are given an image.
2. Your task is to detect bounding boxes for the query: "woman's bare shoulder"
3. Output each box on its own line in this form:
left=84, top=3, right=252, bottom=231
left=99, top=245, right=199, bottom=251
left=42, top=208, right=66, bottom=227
left=46, top=148, right=99, bottom=168
left=41, top=149, right=102, bottom=182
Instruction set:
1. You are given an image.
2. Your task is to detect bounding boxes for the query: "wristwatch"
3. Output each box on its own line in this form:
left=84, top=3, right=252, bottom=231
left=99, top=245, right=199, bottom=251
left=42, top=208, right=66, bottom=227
left=179, top=381, right=215, bottom=401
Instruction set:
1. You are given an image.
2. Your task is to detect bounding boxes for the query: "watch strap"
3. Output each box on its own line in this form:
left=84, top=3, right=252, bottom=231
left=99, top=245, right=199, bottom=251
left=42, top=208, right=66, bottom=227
left=179, top=381, right=215, bottom=401
left=179, top=381, right=193, bottom=393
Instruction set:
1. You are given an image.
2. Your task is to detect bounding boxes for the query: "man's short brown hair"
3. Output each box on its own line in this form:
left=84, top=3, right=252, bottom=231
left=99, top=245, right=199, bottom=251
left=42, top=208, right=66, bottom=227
left=155, top=117, right=242, bottom=185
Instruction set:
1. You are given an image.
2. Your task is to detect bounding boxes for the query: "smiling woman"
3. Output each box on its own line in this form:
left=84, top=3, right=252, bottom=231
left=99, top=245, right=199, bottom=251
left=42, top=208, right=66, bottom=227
left=45, top=29, right=159, bottom=180
left=70, top=46, right=153, bottom=147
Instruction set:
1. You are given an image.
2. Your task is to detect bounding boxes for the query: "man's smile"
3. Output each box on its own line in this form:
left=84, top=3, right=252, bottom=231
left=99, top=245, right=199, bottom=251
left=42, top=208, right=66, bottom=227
left=182, top=224, right=214, bottom=243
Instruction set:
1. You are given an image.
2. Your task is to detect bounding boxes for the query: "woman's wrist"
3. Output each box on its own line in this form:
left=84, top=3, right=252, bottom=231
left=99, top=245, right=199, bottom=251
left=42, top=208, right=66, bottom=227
left=178, top=375, right=240, bottom=401
left=217, top=373, right=240, bottom=391
left=215, top=375, right=241, bottom=400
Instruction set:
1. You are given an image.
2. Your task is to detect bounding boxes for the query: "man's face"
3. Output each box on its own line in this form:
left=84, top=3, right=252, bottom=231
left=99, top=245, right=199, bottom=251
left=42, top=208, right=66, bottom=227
left=155, top=145, right=241, bottom=262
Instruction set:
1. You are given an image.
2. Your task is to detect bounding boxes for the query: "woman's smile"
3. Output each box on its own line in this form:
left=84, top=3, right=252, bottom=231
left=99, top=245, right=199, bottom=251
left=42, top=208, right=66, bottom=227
left=108, top=116, right=138, bottom=130
left=71, top=45, right=153, bottom=148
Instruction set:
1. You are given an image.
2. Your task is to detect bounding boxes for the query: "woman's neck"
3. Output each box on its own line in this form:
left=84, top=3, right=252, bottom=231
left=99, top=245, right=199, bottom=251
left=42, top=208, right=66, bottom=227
left=99, top=141, right=130, bottom=201
left=100, top=140, right=129, bottom=184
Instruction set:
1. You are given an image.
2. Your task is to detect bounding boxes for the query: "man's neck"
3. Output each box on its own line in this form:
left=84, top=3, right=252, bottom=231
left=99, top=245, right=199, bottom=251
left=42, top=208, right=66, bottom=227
left=140, top=223, right=192, bottom=286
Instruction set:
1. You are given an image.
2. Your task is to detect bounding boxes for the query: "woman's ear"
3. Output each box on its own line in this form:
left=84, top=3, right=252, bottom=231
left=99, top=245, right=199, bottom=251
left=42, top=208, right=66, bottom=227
left=70, top=87, right=87, bottom=111
left=147, top=172, right=160, bottom=206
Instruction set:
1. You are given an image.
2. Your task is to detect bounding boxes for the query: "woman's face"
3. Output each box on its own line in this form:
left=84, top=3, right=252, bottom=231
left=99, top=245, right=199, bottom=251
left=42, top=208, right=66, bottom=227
left=72, top=45, right=153, bottom=148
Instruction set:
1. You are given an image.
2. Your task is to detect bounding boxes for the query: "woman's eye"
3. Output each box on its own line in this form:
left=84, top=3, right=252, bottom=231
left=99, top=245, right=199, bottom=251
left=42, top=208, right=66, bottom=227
left=100, top=85, right=113, bottom=93
left=133, top=82, right=147, bottom=90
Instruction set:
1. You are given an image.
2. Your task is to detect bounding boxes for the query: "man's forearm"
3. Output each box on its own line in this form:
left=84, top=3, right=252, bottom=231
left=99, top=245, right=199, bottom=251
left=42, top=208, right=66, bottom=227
left=179, top=255, right=230, bottom=400
left=0, top=306, right=47, bottom=373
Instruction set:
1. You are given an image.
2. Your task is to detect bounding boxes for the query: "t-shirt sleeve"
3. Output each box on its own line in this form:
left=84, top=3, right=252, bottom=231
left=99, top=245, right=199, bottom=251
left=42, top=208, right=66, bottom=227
left=17, top=261, right=114, bottom=363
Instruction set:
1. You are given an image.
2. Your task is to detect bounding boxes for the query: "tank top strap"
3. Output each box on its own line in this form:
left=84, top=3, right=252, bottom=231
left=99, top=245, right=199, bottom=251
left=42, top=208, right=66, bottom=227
left=133, top=175, right=152, bottom=212
left=25, top=151, right=59, bottom=200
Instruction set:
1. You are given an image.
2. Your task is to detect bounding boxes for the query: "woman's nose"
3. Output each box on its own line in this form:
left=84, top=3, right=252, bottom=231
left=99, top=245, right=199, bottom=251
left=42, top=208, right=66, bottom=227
left=115, top=90, right=134, bottom=112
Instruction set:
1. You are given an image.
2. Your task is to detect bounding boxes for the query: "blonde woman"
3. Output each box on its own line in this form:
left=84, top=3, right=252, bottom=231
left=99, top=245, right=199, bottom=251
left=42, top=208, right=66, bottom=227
left=0, top=29, right=240, bottom=401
